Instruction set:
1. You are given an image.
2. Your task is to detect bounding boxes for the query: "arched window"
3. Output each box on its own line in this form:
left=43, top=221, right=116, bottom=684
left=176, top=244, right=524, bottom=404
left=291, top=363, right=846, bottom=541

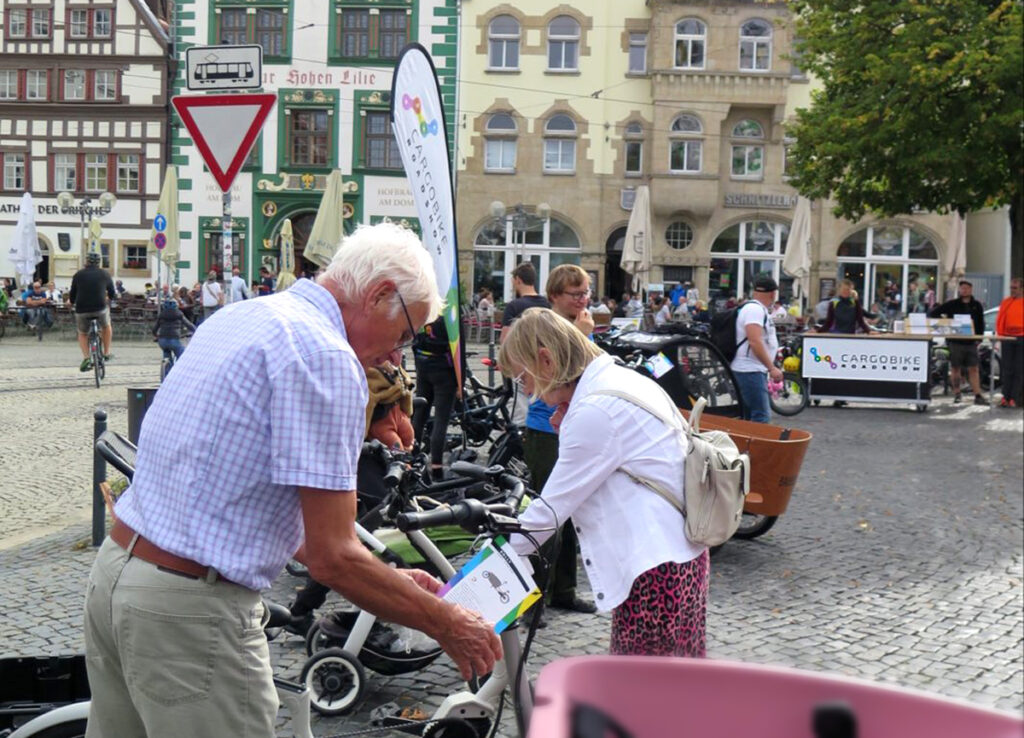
left=484, top=113, right=517, bottom=172
left=547, top=15, right=580, bottom=71
left=836, top=225, right=941, bottom=317
left=709, top=221, right=791, bottom=302
left=730, top=119, right=764, bottom=179
left=624, top=121, right=643, bottom=176
left=473, top=214, right=581, bottom=302
left=739, top=19, right=772, bottom=71
left=488, top=15, right=519, bottom=70
left=544, top=114, right=577, bottom=173
left=669, top=114, right=702, bottom=173
left=674, top=19, right=706, bottom=69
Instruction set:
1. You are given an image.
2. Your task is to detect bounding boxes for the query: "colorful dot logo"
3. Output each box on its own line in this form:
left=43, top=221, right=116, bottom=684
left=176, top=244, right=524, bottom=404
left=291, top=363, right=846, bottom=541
left=810, top=347, right=837, bottom=369
left=402, top=94, right=439, bottom=137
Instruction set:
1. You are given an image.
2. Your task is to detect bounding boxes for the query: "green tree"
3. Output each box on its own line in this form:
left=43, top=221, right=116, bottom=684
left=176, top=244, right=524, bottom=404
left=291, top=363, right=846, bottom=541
left=786, top=0, right=1023, bottom=272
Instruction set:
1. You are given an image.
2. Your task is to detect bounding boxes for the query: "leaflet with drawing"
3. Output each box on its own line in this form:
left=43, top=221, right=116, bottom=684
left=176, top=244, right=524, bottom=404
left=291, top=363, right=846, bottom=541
left=438, top=536, right=541, bottom=634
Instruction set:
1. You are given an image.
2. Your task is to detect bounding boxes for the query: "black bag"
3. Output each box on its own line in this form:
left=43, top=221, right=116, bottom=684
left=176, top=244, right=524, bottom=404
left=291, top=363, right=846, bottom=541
left=710, top=301, right=763, bottom=362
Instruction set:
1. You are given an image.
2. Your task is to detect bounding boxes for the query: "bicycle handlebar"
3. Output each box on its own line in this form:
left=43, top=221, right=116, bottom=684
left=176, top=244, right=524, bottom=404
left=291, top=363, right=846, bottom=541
left=450, top=461, right=526, bottom=507
left=395, top=498, right=517, bottom=532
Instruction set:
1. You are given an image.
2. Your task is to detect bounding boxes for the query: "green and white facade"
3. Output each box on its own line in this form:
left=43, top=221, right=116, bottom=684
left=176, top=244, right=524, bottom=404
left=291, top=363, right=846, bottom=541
left=170, top=0, right=458, bottom=285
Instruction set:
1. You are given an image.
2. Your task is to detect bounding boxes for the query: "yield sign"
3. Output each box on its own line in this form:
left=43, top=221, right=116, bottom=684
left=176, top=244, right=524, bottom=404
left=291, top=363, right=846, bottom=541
left=171, top=93, right=276, bottom=191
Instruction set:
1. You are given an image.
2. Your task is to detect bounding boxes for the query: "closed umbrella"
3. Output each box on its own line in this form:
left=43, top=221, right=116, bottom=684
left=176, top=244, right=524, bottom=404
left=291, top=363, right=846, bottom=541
left=620, top=185, right=652, bottom=293
left=87, top=218, right=103, bottom=258
left=304, top=170, right=346, bottom=268
left=8, top=192, right=41, bottom=287
left=151, top=167, right=179, bottom=269
left=275, top=218, right=297, bottom=292
left=782, top=196, right=813, bottom=303
left=946, top=212, right=967, bottom=299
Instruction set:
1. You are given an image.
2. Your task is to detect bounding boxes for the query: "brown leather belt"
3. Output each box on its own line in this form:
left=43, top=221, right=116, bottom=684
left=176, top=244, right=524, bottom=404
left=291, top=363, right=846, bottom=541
left=111, top=519, right=230, bottom=584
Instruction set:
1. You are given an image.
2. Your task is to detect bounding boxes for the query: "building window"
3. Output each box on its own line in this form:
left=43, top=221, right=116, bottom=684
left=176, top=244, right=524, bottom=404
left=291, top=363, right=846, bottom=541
left=290, top=110, right=329, bottom=166
left=63, top=70, right=86, bottom=100
left=337, top=7, right=408, bottom=60
left=31, top=8, right=50, bottom=37
left=8, top=8, right=27, bottom=36
left=0, top=71, right=17, bottom=99
left=674, top=19, right=706, bottom=69
left=84, top=153, right=108, bottom=192
left=378, top=9, right=408, bottom=59
left=54, top=153, right=76, bottom=191
left=543, top=114, right=576, bottom=173
left=837, top=226, right=940, bottom=317
left=666, top=221, right=694, bottom=250
left=740, top=19, right=772, bottom=71
left=488, top=15, right=520, bottom=70
left=710, top=221, right=792, bottom=303
left=94, top=8, right=112, bottom=36
left=547, top=15, right=579, bottom=71
left=340, top=10, right=369, bottom=57
left=94, top=70, right=117, bottom=100
left=364, top=110, right=402, bottom=169
left=730, top=119, right=764, bottom=179
left=205, top=233, right=245, bottom=274
left=473, top=216, right=581, bottom=303
left=624, top=122, right=643, bottom=176
left=218, top=8, right=247, bottom=45
left=628, top=33, right=647, bottom=74
left=122, top=243, right=148, bottom=271
left=117, top=154, right=140, bottom=192
left=26, top=70, right=48, bottom=100
left=70, top=9, right=88, bottom=37
left=669, top=114, right=702, bottom=173
left=484, top=113, right=517, bottom=173
left=255, top=9, right=285, bottom=56
left=3, top=153, right=25, bottom=190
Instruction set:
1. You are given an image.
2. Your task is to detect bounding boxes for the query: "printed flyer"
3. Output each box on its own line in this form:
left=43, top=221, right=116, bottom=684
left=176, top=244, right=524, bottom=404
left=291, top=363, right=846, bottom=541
left=439, top=536, right=541, bottom=634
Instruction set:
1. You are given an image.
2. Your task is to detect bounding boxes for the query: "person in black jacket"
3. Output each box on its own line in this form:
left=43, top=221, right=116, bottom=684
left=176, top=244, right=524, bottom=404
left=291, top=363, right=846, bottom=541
left=152, top=298, right=196, bottom=367
left=410, top=315, right=459, bottom=478
left=70, top=252, right=116, bottom=371
left=818, top=279, right=871, bottom=334
left=930, top=280, right=986, bottom=405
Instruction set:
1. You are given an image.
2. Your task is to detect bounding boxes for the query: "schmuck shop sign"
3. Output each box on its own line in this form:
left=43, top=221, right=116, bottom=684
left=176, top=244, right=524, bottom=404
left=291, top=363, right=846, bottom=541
left=801, top=336, right=929, bottom=383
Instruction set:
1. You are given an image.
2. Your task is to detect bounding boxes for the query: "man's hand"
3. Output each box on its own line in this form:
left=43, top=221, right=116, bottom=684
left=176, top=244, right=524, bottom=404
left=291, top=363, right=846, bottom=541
left=399, top=567, right=442, bottom=595
left=435, top=603, right=503, bottom=681
left=574, top=308, right=595, bottom=336
left=768, top=366, right=784, bottom=382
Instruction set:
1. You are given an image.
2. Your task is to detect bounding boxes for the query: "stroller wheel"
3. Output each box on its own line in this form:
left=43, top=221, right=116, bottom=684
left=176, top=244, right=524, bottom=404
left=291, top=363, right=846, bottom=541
left=301, top=648, right=365, bottom=716
left=423, top=717, right=482, bottom=738
left=305, top=620, right=338, bottom=657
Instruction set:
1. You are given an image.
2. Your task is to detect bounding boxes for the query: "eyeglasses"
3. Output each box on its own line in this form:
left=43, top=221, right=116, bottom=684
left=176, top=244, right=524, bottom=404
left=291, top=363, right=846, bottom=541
left=395, top=291, right=417, bottom=349
left=511, top=370, right=527, bottom=389
left=563, top=289, right=591, bottom=301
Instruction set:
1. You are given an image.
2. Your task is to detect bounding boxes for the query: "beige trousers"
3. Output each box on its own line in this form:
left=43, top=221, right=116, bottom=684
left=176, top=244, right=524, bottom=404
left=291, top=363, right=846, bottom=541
left=83, top=537, right=278, bottom=738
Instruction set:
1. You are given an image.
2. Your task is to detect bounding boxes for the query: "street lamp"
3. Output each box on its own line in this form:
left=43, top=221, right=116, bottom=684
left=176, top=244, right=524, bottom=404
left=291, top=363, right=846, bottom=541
left=57, top=191, right=117, bottom=266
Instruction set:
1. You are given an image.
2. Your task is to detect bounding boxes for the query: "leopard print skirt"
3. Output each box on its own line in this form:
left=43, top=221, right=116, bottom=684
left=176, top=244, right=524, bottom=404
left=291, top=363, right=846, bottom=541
left=609, top=551, right=710, bottom=658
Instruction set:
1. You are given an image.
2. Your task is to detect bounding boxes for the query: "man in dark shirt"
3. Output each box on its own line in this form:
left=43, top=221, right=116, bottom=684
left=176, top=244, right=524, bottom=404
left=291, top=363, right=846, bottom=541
left=930, top=280, right=986, bottom=405
left=22, top=280, right=53, bottom=331
left=500, top=261, right=549, bottom=340
left=70, top=252, right=116, bottom=372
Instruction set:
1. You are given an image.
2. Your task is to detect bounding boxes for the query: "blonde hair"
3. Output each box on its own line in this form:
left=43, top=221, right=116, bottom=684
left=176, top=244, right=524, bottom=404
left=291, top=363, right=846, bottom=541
left=499, top=307, right=604, bottom=399
left=545, top=264, right=589, bottom=300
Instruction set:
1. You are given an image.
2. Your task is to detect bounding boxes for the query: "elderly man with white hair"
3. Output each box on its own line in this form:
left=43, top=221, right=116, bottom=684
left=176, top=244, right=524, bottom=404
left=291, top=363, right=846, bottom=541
left=82, top=223, right=502, bottom=738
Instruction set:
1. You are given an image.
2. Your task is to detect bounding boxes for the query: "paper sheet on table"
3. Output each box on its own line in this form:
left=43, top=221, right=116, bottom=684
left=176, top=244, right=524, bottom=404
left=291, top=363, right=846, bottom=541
left=438, top=536, right=541, bottom=634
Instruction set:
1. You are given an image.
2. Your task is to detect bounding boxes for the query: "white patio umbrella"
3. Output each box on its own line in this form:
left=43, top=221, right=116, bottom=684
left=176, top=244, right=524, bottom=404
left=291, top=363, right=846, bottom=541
left=945, top=212, right=967, bottom=299
left=304, top=170, right=346, bottom=268
left=8, top=192, right=41, bottom=287
left=620, top=185, right=652, bottom=293
left=782, top=196, right=813, bottom=304
left=275, top=218, right=297, bottom=292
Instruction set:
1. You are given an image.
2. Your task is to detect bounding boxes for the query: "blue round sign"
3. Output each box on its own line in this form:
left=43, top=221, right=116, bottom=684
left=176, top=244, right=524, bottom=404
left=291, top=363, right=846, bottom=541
left=154, top=214, right=167, bottom=232
left=154, top=233, right=167, bottom=250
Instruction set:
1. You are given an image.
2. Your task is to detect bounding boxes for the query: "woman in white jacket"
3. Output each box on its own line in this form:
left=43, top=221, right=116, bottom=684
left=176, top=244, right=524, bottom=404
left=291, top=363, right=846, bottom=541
left=500, top=307, right=709, bottom=656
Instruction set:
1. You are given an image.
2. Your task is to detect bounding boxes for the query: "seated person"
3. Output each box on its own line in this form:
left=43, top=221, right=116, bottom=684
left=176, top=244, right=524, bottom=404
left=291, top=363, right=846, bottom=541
left=22, top=281, right=53, bottom=330
left=286, top=354, right=416, bottom=633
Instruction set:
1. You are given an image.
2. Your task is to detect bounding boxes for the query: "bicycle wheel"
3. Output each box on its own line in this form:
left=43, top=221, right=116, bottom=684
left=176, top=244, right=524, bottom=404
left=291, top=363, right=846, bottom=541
left=732, top=513, right=778, bottom=539
left=770, top=372, right=808, bottom=416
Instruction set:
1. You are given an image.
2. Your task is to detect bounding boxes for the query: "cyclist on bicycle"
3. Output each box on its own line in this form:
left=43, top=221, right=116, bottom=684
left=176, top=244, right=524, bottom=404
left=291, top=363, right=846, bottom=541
left=70, top=251, right=116, bottom=372
left=152, top=297, right=196, bottom=369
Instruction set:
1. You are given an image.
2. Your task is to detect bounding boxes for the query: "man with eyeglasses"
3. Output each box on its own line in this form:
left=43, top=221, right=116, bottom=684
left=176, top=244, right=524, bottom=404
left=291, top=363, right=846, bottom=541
left=83, top=223, right=502, bottom=738
left=514, top=264, right=598, bottom=617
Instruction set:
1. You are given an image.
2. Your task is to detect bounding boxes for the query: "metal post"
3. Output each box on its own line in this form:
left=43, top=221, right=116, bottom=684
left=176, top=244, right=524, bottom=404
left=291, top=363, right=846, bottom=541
left=488, top=324, right=496, bottom=387
left=222, top=191, right=233, bottom=303
left=92, top=408, right=108, bottom=547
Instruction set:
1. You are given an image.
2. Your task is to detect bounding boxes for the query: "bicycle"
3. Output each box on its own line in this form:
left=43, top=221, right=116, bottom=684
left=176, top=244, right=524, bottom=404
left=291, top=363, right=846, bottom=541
left=87, top=319, right=105, bottom=389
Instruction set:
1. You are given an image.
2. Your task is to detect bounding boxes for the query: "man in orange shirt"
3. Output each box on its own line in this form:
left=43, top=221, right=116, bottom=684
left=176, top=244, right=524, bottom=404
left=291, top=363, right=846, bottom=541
left=996, top=277, right=1023, bottom=408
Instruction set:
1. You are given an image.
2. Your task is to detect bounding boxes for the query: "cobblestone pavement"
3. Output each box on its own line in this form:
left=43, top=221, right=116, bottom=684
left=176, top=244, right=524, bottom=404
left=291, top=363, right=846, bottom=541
left=1, top=331, right=1022, bottom=736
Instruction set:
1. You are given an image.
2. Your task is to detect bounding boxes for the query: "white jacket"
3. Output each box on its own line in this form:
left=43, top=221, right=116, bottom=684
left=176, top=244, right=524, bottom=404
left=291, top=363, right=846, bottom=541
left=511, top=353, right=704, bottom=610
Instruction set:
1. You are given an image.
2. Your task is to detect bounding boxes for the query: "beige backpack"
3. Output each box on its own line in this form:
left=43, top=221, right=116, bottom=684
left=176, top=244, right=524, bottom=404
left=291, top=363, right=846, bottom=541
left=591, top=391, right=750, bottom=547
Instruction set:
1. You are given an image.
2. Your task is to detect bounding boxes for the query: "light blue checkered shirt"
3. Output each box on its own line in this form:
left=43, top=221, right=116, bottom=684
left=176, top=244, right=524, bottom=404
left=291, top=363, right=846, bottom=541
left=115, top=278, right=367, bottom=590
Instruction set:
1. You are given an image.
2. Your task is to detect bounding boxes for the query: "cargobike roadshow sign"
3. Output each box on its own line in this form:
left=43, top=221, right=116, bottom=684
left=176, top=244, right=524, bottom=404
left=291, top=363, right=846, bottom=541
left=801, top=336, right=929, bottom=383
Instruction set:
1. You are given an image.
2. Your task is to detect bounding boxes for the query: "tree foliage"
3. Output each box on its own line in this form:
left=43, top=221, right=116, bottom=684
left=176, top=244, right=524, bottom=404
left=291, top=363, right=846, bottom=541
left=786, top=0, right=1023, bottom=221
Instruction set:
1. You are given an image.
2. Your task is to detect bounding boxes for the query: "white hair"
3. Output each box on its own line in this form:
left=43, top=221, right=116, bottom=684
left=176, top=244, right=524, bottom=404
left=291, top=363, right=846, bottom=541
left=317, top=222, right=443, bottom=321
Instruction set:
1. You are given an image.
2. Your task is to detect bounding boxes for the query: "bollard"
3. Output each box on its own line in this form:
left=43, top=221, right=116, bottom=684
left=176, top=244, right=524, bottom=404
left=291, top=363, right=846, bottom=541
left=126, top=387, right=160, bottom=445
left=92, top=408, right=107, bottom=547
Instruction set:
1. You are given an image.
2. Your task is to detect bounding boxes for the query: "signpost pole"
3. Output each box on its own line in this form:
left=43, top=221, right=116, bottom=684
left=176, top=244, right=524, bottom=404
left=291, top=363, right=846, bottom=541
left=222, top=192, right=233, bottom=304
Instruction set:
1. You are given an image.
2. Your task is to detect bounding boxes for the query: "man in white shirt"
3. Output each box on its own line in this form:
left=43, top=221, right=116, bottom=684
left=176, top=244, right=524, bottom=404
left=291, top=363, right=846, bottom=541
left=731, top=275, right=783, bottom=423
left=200, top=271, right=223, bottom=323
left=230, top=267, right=251, bottom=302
